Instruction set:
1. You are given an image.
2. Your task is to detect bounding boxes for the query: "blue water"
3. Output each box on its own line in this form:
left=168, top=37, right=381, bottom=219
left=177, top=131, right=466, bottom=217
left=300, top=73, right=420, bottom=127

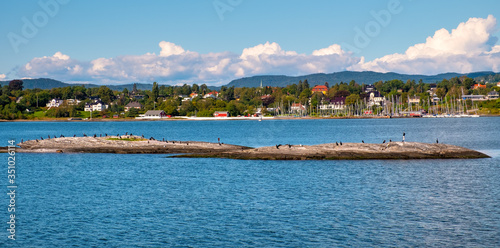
left=1, top=118, right=500, bottom=247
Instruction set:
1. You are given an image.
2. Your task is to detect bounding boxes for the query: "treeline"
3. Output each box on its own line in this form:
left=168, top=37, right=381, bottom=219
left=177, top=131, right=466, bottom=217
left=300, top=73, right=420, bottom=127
left=0, top=76, right=499, bottom=119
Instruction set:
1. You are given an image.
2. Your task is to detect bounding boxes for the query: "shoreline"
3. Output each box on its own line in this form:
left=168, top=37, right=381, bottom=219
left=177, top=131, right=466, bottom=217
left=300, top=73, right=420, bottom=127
left=2, top=115, right=498, bottom=122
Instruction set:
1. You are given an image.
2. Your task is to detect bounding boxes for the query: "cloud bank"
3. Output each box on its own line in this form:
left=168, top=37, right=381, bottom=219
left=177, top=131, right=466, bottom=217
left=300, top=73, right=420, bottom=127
left=352, top=15, right=500, bottom=74
left=15, top=15, right=500, bottom=85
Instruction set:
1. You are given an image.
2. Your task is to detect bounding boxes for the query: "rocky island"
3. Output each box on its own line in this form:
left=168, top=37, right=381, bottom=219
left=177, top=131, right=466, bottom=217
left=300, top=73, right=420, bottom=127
left=7, top=135, right=490, bottom=160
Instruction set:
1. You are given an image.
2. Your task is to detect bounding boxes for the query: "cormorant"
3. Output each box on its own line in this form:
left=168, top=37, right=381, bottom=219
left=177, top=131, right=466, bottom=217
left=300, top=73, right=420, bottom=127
left=436, top=138, right=439, bottom=144
left=41, top=137, right=43, bottom=140
left=93, top=134, right=96, bottom=138
left=389, top=139, right=392, bottom=142
left=74, top=134, right=76, bottom=137
left=83, top=133, right=87, bottom=137
left=276, top=144, right=282, bottom=149
left=340, top=141, right=342, bottom=146
left=105, top=134, right=108, bottom=137
left=383, top=140, right=386, bottom=144
left=362, top=140, right=364, bottom=143
left=288, top=144, right=291, bottom=148
left=336, top=142, right=339, bottom=146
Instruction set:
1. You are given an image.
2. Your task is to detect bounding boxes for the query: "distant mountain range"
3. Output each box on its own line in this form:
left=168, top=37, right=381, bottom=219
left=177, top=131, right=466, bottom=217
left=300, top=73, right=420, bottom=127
left=1, top=71, right=499, bottom=90
left=227, top=71, right=499, bottom=88
left=0, top=78, right=156, bottom=91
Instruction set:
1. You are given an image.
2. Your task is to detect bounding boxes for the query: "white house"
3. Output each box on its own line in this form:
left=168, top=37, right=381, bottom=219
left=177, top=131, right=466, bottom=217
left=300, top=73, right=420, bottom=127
left=66, top=99, right=81, bottom=105
left=203, top=91, right=219, bottom=99
left=367, top=91, right=385, bottom=106
left=84, top=101, right=108, bottom=112
left=46, top=99, right=64, bottom=108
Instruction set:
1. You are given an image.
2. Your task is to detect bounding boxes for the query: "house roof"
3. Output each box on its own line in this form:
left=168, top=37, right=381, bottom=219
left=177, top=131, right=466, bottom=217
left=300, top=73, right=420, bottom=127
left=144, top=110, right=166, bottom=115
left=312, top=85, right=328, bottom=91
left=125, top=101, right=143, bottom=107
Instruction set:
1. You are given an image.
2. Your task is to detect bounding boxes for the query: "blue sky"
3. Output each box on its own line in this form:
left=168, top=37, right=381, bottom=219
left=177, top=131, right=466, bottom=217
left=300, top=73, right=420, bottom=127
left=1, top=0, right=500, bottom=85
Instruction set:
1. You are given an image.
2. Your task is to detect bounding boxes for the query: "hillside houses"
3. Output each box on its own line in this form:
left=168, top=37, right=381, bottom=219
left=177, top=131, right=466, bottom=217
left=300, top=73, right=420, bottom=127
left=84, top=101, right=108, bottom=112
left=46, top=98, right=81, bottom=108
left=320, top=97, right=346, bottom=110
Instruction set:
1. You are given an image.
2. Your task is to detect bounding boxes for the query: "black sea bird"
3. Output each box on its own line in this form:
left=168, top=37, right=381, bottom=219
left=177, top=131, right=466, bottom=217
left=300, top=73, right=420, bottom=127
left=105, top=133, right=108, bottom=137
left=362, top=140, right=364, bottom=143
left=74, top=134, right=76, bottom=137
left=48, top=135, right=50, bottom=139
left=436, top=138, right=439, bottom=144
left=276, top=144, right=282, bottom=149
left=389, top=139, right=392, bottom=142
left=340, top=141, right=342, bottom=146
left=288, top=144, right=291, bottom=148
left=336, top=142, right=339, bottom=146
left=83, top=133, right=87, bottom=137
left=41, top=137, right=43, bottom=140
left=125, top=132, right=128, bottom=135
left=93, top=134, right=96, bottom=138
left=383, top=140, right=386, bottom=144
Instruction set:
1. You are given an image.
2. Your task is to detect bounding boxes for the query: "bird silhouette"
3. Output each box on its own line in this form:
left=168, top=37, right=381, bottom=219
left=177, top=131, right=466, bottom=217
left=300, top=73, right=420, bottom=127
left=436, top=138, right=439, bottom=144
left=336, top=142, right=339, bottom=146
left=362, top=140, right=364, bottom=143
left=340, top=141, right=343, bottom=146
left=383, top=140, right=386, bottom=144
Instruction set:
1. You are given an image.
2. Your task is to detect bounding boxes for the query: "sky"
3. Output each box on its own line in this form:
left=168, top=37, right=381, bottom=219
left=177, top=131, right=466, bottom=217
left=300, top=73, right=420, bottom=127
left=1, top=0, right=500, bottom=85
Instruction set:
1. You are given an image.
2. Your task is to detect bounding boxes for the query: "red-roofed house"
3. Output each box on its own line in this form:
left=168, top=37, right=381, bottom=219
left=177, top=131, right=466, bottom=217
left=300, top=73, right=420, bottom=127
left=312, top=85, right=328, bottom=94
left=472, top=84, right=487, bottom=90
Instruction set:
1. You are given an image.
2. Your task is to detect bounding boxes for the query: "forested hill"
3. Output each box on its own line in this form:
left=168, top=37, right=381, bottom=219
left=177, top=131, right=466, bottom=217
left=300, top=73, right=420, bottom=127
left=227, top=71, right=497, bottom=88
left=0, top=78, right=156, bottom=91
left=2, top=71, right=498, bottom=90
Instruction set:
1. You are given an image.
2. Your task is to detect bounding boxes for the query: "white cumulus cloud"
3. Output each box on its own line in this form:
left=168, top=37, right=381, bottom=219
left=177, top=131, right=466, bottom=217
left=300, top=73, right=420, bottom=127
left=312, top=44, right=345, bottom=56
left=353, top=15, right=500, bottom=74
left=15, top=41, right=360, bottom=84
left=159, top=41, right=187, bottom=57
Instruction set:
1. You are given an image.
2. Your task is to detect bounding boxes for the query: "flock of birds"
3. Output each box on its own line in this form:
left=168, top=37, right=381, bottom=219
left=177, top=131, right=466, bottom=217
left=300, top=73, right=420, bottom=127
left=24, top=132, right=440, bottom=147
left=25, top=132, right=228, bottom=147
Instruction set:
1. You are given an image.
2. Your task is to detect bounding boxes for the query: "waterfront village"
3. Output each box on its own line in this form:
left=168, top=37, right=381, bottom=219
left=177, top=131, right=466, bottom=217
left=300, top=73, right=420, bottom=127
left=1, top=77, right=499, bottom=120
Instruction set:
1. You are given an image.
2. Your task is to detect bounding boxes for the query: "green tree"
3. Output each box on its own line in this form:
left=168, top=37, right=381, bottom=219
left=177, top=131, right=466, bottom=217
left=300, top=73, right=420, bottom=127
left=345, top=94, right=361, bottom=105
left=152, top=82, right=159, bottom=102
left=97, top=86, right=114, bottom=104
left=8, top=80, right=23, bottom=92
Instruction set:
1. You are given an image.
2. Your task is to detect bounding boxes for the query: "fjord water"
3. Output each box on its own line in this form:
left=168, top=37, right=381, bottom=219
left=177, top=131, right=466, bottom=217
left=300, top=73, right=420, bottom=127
left=1, top=118, right=499, bottom=247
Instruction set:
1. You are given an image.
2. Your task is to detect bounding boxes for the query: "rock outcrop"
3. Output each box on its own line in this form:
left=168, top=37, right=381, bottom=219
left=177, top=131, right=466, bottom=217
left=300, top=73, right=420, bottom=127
left=11, top=136, right=490, bottom=160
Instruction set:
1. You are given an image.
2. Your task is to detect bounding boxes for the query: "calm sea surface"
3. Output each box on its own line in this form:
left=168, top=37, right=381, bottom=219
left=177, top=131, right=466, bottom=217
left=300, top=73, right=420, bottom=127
left=1, top=118, right=499, bottom=247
